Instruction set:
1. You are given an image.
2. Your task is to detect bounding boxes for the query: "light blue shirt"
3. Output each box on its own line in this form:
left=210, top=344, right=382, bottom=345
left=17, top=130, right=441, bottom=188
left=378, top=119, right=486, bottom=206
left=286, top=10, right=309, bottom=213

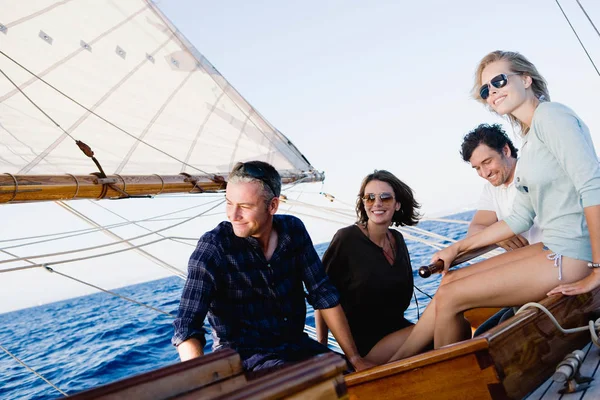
left=504, top=102, right=600, bottom=261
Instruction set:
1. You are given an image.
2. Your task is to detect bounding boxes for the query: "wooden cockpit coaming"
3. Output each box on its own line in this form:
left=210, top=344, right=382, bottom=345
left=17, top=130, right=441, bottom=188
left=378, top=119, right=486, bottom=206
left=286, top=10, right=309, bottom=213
left=345, top=288, right=600, bottom=400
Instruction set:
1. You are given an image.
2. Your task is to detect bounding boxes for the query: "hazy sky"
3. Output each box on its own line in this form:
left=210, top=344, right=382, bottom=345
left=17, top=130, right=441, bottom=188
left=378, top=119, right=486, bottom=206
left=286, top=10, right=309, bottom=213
left=2, top=0, right=600, bottom=313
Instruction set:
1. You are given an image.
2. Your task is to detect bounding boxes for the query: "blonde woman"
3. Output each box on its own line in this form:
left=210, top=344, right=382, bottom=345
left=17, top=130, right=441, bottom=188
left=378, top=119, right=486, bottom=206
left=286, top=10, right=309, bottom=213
left=389, top=50, right=600, bottom=362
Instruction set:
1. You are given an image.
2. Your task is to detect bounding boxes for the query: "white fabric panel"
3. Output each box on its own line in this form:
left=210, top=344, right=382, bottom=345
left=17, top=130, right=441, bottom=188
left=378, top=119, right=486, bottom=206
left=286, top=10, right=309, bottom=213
left=0, top=0, right=313, bottom=176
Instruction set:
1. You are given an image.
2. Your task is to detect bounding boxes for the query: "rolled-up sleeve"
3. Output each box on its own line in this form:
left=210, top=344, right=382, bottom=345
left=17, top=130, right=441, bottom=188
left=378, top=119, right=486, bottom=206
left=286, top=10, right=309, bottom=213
left=172, top=241, right=219, bottom=347
left=296, top=220, right=340, bottom=310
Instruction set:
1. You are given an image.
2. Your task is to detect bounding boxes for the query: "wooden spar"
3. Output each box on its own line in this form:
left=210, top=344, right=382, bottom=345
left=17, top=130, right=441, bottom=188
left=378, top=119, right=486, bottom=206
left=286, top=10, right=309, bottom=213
left=0, top=171, right=325, bottom=204
left=345, top=288, right=600, bottom=400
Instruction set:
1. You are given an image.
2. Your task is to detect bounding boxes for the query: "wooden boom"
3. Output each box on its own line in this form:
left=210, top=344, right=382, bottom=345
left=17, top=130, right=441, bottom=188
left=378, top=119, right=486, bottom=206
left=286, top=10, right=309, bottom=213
left=0, top=171, right=324, bottom=204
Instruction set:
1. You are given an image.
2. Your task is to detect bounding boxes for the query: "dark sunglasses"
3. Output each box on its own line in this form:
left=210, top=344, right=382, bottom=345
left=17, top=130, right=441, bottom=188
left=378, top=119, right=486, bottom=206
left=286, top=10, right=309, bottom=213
left=232, top=162, right=278, bottom=198
left=479, top=73, right=521, bottom=100
left=362, top=192, right=395, bottom=205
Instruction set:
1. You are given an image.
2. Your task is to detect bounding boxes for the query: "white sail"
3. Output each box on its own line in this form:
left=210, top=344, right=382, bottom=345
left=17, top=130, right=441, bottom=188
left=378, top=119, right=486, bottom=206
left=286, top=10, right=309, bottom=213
left=0, top=0, right=314, bottom=177
left=0, top=0, right=334, bottom=313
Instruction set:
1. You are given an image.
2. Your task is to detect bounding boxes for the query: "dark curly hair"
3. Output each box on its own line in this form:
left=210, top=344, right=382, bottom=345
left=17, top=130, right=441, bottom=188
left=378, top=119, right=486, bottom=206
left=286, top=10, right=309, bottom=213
left=356, top=170, right=421, bottom=227
left=460, top=123, right=518, bottom=163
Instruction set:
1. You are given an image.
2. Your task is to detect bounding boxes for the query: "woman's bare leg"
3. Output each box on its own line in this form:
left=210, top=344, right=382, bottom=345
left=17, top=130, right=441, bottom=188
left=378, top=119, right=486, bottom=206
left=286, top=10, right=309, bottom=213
left=440, top=243, right=544, bottom=286
left=389, top=244, right=545, bottom=362
left=433, top=251, right=591, bottom=348
left=364, top=325, right=415, bottom=365
left=387, top=297, right=438, bottom=362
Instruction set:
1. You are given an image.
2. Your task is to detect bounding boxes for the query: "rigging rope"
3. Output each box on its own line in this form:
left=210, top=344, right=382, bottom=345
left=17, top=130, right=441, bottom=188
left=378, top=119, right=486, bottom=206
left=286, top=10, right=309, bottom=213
left=0, top=344, right=68, bottom=396
left=401, top=225, right=457, bottom=243
left=0, top=197, right=224, bottom=248
left=0, top=66, right=76, bottom=141
left=516, top=302, right=600, bottom=348
left=0, top=235, right=195, bottom=274
left=420, top=217, right=469, bottom=225
left=554, top=0, right=600, bottom=77
left=42, top=265, right=174, bottom=317
left=86, top=200, right=196, bottom=248
left=0, top=199, right=225, bottom=267
left=576, top=0, right=600, bottom=40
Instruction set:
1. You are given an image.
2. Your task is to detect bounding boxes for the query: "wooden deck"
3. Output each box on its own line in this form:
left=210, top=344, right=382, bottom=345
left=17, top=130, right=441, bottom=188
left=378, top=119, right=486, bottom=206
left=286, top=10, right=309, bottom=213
left=526, top=342, right=600, bottom=400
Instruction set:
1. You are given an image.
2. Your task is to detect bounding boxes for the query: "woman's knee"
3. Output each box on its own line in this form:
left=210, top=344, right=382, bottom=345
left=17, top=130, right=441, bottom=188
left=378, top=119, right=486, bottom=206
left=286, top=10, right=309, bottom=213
left=434, top=285, right=460, bottom=315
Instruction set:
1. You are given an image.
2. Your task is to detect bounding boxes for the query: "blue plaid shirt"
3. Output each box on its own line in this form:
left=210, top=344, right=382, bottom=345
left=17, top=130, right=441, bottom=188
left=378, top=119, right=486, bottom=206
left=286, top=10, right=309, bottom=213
left=172, top=215, right=340, bottom=352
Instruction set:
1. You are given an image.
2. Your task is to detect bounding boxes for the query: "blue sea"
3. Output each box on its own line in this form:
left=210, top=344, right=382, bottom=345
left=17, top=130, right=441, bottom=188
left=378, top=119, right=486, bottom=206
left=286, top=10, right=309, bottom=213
left=0, top=211, right=475, bottom=399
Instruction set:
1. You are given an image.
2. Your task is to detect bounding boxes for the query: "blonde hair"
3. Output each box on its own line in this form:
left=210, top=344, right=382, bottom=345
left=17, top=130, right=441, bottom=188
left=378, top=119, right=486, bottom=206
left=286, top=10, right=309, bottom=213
left=472, top=50, right=550, bottom=135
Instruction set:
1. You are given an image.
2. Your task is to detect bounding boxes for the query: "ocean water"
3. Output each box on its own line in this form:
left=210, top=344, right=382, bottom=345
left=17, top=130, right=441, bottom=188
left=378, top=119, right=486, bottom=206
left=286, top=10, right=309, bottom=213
left=0, top=211, right=475, bottom=399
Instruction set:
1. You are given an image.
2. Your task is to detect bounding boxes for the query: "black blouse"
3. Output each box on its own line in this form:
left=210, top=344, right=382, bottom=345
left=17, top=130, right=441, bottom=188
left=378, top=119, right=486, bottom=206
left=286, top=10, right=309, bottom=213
left=323, top=225, right=414, bottom=356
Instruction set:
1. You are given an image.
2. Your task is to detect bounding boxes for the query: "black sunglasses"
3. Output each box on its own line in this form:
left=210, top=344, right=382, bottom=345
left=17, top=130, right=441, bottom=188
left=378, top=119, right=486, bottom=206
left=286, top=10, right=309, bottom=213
left=232, top=162, right=279, bottom=198
left=362, top=192, right=395, bottom=205
left=479, top=73, right=521, bottom=100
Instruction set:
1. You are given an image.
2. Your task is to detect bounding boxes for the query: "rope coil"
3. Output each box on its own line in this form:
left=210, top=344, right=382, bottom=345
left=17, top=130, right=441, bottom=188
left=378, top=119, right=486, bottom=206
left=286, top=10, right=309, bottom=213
left=516, top=302, right=600, bottom=348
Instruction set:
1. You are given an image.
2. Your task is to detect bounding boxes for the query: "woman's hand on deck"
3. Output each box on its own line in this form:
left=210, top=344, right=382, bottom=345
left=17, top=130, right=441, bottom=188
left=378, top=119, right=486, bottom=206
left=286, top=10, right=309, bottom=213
left=350, top=355, right=377, bottom=371
left=431, top=244, right=460, bottom=275
left=547, top=269, right=600, bottom=296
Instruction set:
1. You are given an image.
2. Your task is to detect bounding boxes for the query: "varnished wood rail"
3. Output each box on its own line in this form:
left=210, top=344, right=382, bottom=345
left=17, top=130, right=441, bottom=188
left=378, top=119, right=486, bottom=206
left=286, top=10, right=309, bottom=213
left=345, top=288, right=600, bottom=400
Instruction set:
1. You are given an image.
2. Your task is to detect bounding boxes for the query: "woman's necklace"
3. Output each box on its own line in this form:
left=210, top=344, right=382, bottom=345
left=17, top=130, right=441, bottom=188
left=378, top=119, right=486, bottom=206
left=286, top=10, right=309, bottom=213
left=364, top=223, right=396, bottom=265
left=382, top=232, right=396, bottom=265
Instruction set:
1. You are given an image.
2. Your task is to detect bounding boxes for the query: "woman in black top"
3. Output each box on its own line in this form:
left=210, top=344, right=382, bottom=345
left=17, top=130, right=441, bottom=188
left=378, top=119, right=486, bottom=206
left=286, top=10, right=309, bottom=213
left=315, top=170, right=421, bottom=365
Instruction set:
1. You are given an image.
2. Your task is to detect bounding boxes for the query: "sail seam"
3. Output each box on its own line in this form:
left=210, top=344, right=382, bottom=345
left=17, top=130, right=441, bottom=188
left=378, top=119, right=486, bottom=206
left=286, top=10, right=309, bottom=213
left=2, top=0, right=74, bottom=30
left=0, top=4, right=150, bottom=104
left=228, top=112, right=252, bottom=171
left=146, top=1, right=313, bottom=171
left=181, top=91, right=226, bottom=173
left=0, top=47, right=214, bottom=176
left=115, top=69, right=196, bottom=174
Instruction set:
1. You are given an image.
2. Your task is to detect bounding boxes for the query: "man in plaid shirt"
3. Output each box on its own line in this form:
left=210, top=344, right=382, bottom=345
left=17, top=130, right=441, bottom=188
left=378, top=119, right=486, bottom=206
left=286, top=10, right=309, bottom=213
left=172, top=161, right=372, bottom=373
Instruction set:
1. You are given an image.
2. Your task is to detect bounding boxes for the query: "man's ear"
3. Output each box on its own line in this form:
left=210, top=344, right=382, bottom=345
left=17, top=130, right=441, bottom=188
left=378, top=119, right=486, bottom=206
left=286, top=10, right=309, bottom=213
left=269, top=197, right=280, bottom=215
left=522, top=74, right=533, bottom=89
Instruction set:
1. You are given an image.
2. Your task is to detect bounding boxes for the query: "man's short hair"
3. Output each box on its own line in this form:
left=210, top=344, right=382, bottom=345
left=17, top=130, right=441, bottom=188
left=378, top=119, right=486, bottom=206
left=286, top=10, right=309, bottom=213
left=228, top=161, right=282, bottom=200
left=460, top=123, right=518, bottom=163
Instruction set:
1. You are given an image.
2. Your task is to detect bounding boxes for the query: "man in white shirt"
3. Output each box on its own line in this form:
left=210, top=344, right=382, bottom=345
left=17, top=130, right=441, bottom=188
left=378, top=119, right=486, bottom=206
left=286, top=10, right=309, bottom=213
left=461, top=123, right=541, bottom=250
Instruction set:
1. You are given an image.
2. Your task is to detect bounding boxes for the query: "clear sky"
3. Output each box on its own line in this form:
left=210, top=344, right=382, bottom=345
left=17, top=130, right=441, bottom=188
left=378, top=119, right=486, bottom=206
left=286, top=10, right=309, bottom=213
left=156, top=0, right=600, bottom=215
left=2, top=0, right=600, bottom=313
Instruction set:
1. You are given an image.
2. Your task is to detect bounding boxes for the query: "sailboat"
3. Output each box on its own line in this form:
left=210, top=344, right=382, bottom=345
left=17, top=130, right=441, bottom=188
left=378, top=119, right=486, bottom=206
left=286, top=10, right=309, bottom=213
left=2, top=0, right=600, bottom=399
